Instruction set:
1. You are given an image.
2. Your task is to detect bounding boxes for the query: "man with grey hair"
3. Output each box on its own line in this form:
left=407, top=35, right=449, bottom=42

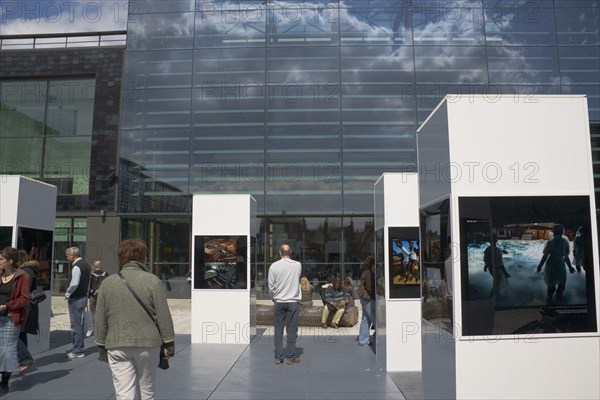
left=64, top=247, right=92, bottom=359
left=268, top=243, right=302, bottom=365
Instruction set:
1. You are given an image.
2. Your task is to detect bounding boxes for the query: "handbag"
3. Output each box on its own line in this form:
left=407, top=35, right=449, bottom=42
left=29, top=288, right=47, bottom=305
left=118, top=273, right=170, bottom=370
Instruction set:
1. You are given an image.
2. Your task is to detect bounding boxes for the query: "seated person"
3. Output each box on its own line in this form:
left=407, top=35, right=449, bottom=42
left=300, top=276, right=314, bottom=306
left=321, top=279, right=348, bottom=329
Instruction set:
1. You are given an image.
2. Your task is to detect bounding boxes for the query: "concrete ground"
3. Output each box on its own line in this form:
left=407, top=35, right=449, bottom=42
left=2, top=297, right=421, bottom=399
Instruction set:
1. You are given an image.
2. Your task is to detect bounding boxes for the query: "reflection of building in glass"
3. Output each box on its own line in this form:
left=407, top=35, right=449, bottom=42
left=1, top=3, right=599, bottom=298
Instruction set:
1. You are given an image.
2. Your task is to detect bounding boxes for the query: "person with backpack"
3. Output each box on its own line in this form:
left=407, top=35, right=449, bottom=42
left=89, top=260, right=109, bottom=322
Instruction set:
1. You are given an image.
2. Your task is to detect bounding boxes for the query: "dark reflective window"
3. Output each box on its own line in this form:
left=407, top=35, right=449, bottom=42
left=487, top=46, right=560, bottom=85
left=120, top=129, right=190, bottom=170
left=0, top=79, right=94, bottom=194
left=265, top=165, right=342, bottom=215
left=554, top=4, right=600, bottom=46
left=558, top=47, right=600, bottom=85
left=267, top=126, right=340, bottom=164
left=192, top=87, right=265, bottom=127
left=266, top=83, right=340, bottom=125
left=483, top=0, right=557, bottom=46
left=343, top=126, right=416, bottom=166
left=411, top=1, right=485, bottom=45
left=267, top=4, right=339, bottom=46
left=193, top=48, right=265, bottom=84
left=341, top=46, right=414, bottom=84
left=123, top=50, right=193, bottom=89
left=195, top=3, right=267, bottom=48
left=121, top=88, right=192, bottom=130
left=191, top=126, right=264, bottom=165
left=414, top=46, right=487, bottom=84
left=342, top=85, right=416, bottom=124
left=340, top=5, right=413, bottom=45
left=268, top=47, right=339, bottom=83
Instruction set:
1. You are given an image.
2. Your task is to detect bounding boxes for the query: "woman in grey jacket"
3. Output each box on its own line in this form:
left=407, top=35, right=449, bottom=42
left=94, top=239, right=175, bottom=400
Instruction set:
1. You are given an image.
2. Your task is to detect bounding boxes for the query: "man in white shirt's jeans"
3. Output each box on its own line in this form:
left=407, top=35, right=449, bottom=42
left=268, top=244, right=302, bottom=365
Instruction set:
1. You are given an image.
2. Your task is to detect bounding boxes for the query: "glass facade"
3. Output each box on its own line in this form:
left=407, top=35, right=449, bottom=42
left=120, top=0, right=599, bottom=285
left=0, top=79, right=95, bottom=194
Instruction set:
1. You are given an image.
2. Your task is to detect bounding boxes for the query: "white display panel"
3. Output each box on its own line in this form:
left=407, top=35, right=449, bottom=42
left=374, top=173, right=422, bottom=372
left=417, top=95, right=600, bottom=399
left=0, top=176, right=57, bottom=356
left=191, top=195, right=257, bottom=344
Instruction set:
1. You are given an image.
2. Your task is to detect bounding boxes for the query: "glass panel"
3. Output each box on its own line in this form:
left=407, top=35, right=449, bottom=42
left=558, top=47, right=600, bottom=85
left=414, top=46, right=487, bottom=84
left=342, top=216, right=375, bottom=280
left=45, top=79, right=95, bottom=136
left=487, top=46, right=560, bottom=85
left=0, top=81, right=46, bottom=137
left=266, top=216, right=343, bottom=285
left=266, top=83, right=340, bottom=126
left=420, top=198, right=453, bottom=333
left=129, top=0, right=196, bottom=13
left=342, top=86, right=416, bottom=125
left=341, top=46, right=414, bottom=84
left=123, top=50, right=193, bottom=89
left=554, top=5, right=599, bottom=46
left=267, top=126, right=340, bottom=164
left=265, top=164, right=342, bottom=214
left=193, top=47, right=265, bottom=84
left=119, top=163, right=191, bottom=213
left=43, top=136, right=92, bottom=195
left=127, top=12, right=195, bottom=50
left=268, top=47, right=339, bottom=83
left=121, top=88, right=192, bottom=129
left=267, top=3, right=339, bottom=46
left=340, top=5, right=412, bottom=45
left=191, top=127, right=264, bottom=165
left=0, top=137, right=43, bottom=174
left=153, top=218, right=191, bottom=298
left=0, top=227, right=12, bottom=248
left=120, top=129, right=190, bottom=170
left=411, top=0, right=485, bottom=45
left=343, top=126, right=417, bottom=167
left=195, top=3, right=267, bottom=48
left=191, top=86, right=265, bottom=127
left=483, top=0, right=557, bottom=46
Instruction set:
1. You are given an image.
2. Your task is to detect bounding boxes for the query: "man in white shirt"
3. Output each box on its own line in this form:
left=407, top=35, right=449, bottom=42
left=268, top=243, right=302, bottom=365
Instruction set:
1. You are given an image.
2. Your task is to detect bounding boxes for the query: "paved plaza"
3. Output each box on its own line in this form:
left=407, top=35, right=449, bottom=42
left=3, top=297, right=421, bottom=399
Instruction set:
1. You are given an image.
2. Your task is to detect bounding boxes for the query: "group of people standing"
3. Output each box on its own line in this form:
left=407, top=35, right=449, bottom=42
left=268, top=245, right=376, bottom=365
left=63, top=241, right=175, bottom=400
left=0, top=240, right=175, bottom=400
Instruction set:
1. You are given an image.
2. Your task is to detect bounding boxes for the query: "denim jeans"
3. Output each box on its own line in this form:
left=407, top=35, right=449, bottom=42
left=68, top=296, right=88, bottom=354
left=273, top=301, right=300, bottom=360
left=358, top=298, right=375, bottom=345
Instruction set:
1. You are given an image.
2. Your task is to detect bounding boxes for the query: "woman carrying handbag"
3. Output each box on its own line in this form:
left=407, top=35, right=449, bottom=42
left=94, top=239, right=175, bottom=400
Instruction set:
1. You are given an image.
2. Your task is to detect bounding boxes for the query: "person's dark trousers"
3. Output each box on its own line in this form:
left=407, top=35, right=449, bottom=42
left=68, top=296, right=88, bottom=354
left=17, top=335, right=33, bottom=366
left=273, top=301, right=300, bottom=361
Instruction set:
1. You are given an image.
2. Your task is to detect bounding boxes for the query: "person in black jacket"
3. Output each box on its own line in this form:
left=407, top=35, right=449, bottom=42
left=65, top=247, right=92, bottom=359
left=88, top=260, right=108, bottom=323
left=16, top=250, right=40, bottom=374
